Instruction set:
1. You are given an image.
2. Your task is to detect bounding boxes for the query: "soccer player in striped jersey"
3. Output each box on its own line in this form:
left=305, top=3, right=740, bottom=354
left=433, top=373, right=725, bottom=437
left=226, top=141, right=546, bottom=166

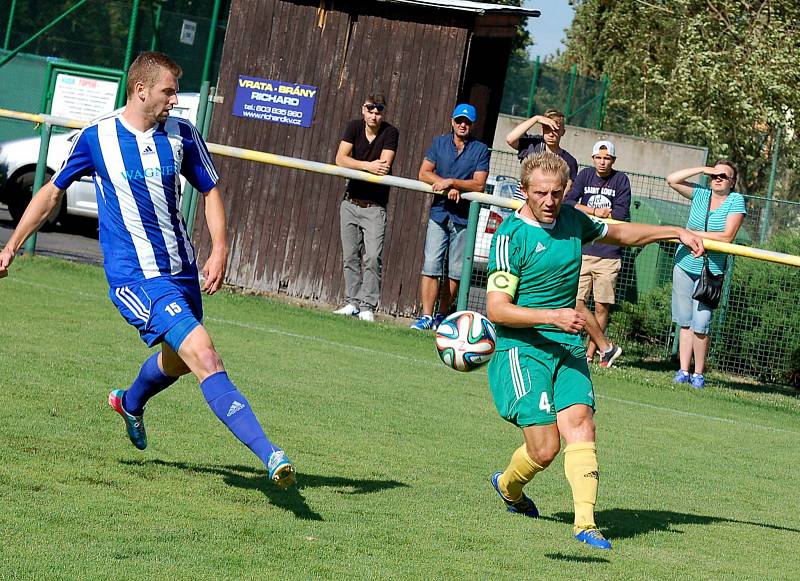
left=486, top=152, right=704, bottom=549
left=0, top=52, right=295, bottom=490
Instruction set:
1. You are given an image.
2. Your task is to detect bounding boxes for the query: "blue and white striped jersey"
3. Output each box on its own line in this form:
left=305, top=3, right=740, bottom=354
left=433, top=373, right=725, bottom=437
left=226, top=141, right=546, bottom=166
left=53, top=113, right=218, bottom=286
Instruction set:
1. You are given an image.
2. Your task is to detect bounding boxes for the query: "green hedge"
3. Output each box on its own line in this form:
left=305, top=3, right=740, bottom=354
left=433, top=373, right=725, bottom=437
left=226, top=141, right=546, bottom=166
left=713, top=231, right=800, bottom=386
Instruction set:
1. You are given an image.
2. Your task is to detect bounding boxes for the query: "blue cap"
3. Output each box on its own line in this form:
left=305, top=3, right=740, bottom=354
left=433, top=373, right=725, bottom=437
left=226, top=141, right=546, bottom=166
left=452, top=103, right=477, bottom=122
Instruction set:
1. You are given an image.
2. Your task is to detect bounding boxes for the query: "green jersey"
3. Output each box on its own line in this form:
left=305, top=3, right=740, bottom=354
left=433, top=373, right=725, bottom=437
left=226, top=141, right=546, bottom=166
left=487, top=206, right=608, bottom=349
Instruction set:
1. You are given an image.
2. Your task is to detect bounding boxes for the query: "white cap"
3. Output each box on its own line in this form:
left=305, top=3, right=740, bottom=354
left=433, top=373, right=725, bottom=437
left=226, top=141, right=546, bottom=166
left=592, top=140, right=616, bottom=157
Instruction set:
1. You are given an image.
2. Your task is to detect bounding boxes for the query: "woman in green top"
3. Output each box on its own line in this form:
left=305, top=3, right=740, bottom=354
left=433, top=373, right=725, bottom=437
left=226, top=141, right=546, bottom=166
left=666, top=161, right=747, bottom=389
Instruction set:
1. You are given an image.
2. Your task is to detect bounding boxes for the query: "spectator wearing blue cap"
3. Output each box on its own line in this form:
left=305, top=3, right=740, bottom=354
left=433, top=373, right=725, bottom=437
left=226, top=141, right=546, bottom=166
left=411, top=104, right=490, bottom=330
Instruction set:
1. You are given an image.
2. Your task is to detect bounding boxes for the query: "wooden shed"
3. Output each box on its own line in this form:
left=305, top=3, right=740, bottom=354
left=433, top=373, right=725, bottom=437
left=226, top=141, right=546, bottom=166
left=194, top=0, right=539, bottom=315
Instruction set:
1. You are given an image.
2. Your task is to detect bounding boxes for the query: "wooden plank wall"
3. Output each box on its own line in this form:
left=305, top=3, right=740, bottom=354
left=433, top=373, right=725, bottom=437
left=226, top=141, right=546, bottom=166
left=193, top=0, right=473, bottom=315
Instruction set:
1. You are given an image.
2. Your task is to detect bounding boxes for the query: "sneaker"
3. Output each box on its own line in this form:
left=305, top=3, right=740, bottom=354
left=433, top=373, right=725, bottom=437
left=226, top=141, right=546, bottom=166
left=432, top=313, right=446, bottom=330
left=574, top=528, right=612, bottom=550
left=267, top=450, right=296, bottom=490
left=673, top=370, right=691, bottom=383
left=358, top=310, right=375, bottom=322
left=490, top=471, right=539, bottom=518
left=690, top=373, right=705, bottom=389
left=108, top=389, right=147, bottom=450
left=599, top=344, right=622, bottom=368
left=410, top=315, right=435, bottom=331
left=333, top=304, right=359, bottom=316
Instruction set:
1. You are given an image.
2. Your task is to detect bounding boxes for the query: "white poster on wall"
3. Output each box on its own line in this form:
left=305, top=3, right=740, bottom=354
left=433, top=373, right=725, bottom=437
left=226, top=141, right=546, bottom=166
left=50, top=74, right=119, bottom=121
left=180, top=20, right=197, bottom=45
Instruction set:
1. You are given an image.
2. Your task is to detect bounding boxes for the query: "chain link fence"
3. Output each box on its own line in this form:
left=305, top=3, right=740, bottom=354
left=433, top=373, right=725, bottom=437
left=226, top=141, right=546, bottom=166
left=469, top=149, right=800, bottom=387
left=2, top=0, right=227, bottom=93
left=500, top=58, right=607, bottom=130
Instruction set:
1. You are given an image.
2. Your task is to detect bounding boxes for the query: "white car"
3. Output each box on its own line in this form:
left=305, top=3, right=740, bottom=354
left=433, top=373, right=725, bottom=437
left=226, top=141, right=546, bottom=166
left=473, top=174, right=520, bottom=273
left=0, top=93, right=200, bottom=227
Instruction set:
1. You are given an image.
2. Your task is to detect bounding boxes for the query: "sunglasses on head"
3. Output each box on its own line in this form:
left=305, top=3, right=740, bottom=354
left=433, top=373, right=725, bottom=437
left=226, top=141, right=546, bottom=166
left=364, top=103, right=385, bottom=113
left=710, top=173, right=732, bottom=181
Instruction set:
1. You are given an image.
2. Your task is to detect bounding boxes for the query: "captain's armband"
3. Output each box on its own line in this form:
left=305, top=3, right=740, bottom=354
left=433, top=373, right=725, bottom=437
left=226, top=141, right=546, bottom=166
left=487, top=270, right=519, bottom=297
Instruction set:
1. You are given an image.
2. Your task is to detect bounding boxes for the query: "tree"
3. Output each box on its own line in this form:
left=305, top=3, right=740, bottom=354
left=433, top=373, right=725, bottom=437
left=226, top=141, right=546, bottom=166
left=562, top=0, right=800, bottom=202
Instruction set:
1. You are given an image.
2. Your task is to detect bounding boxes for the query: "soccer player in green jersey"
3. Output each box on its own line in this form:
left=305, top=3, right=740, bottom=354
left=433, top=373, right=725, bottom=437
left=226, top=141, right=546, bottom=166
left=487, top=152, right=704, bottom=550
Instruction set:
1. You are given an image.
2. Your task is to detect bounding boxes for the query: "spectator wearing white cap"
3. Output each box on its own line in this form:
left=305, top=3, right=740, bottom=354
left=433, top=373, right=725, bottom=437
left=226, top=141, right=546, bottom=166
left=565, top=140, right=631, bottom=367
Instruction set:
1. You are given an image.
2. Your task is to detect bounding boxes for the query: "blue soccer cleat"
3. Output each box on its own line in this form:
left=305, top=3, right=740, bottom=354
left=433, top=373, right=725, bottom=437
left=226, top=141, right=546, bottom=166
left=108, top=389, right=147, bottom=450
left=490, top=471, right=539, bottom=518
left=267, top=449, right=296, bottom=489
left=574, top=528, right=612, bottom=550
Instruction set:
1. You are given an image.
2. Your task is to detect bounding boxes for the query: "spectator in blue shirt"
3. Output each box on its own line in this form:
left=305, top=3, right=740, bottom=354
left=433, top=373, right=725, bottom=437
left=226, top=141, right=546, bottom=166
left=411, top=104, right=490, bottom=330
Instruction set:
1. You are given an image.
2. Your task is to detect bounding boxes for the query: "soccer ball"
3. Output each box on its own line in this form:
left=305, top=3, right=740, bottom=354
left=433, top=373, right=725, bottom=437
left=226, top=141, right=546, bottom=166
left=435, top=311, right=497, bottom=372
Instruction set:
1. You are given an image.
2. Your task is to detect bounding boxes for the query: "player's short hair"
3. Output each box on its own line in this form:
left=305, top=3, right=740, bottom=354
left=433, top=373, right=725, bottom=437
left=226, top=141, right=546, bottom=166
left=126, top=52, right=183, bottom=97
left=714, top=158, right=738, bottom=187
left=543, top=108, right=565, bottom=124
left=520, top=152, right=570, bottom=189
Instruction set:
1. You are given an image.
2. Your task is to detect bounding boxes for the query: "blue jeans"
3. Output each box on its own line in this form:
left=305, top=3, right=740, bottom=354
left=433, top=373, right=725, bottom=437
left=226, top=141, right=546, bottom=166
left=671, top=264, right=713, bottom=334
left=421, top=217, right=467, bottom=281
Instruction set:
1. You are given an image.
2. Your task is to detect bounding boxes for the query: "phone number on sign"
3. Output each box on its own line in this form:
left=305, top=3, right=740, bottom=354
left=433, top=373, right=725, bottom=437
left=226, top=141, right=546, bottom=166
left=252, top=105, right=303, bottom=117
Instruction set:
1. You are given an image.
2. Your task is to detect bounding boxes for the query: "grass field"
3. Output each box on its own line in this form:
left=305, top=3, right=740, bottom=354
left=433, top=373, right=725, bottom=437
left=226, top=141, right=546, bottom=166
left=1, top=257, right=799, bottom=580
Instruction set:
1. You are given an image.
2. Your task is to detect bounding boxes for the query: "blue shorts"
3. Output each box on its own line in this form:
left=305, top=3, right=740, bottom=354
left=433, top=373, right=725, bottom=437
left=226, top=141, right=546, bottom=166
left=421, top=217, right=467, bottom=281
left=671, top=264, right=713, bottom=334
left=109, top=276, right=203, bottom=350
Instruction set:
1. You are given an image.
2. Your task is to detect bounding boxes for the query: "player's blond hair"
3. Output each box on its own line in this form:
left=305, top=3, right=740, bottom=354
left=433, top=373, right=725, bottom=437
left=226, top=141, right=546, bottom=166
left=126, top=52, right=182, bottom=97
left=520, top=152, right=570, bottom=189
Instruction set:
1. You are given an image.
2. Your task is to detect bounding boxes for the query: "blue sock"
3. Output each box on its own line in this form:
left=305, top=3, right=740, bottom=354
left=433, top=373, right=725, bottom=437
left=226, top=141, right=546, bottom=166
left=123, top=352, right=179, bottom=415
left=200, top=371, right=278, bottom=466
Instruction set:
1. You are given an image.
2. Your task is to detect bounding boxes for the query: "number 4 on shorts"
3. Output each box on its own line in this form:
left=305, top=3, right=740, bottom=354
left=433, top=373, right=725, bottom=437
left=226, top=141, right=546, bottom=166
left=539, top=392, right=552, bottom=413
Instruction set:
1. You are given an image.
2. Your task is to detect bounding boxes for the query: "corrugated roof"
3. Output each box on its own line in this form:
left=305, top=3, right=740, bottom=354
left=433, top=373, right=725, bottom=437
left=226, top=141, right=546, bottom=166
left=376, top=0, right=540, bottom=17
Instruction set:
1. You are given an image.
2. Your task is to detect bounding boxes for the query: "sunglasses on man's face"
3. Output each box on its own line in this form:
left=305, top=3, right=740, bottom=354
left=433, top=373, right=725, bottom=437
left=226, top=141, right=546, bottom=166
left=364, top=103, right=385, bottom=113
left=453, top=117, right=473, bottom=126
left=710, top=173, right=732, bottom=181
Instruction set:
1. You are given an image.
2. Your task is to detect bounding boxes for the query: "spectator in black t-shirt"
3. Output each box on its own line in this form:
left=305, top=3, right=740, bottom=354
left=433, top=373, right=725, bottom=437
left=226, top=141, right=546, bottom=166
left=332, top=94, right=400, bottom=322
left=505, top=108, right=578, bottom=196
left=565, top=140, right=631, bottom=368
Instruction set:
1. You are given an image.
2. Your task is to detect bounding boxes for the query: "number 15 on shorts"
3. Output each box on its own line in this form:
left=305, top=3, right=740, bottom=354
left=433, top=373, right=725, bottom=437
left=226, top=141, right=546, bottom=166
left=165, top=302, right=183, bottom=316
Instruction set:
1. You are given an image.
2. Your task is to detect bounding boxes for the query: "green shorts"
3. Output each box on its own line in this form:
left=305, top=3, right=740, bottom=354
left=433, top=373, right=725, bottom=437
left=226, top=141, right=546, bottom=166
left=488, top=343, right=595, bottom=428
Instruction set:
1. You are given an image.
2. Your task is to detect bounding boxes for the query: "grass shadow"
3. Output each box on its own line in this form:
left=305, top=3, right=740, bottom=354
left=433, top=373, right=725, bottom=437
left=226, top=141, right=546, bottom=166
left=544, top=552, right=610, bottom=564
left=544, top=508, right=800, bottom=539
left=121, top=459, right=409, bottom=521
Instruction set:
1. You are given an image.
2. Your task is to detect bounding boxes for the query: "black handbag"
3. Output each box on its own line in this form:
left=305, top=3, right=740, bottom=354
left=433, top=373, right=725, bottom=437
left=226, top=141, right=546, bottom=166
left=692, top=192, right=726, bottom=308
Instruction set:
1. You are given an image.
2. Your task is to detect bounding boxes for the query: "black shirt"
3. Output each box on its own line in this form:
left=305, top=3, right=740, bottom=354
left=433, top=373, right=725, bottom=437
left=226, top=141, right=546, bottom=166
left=341, top=119, right=400, bottom=206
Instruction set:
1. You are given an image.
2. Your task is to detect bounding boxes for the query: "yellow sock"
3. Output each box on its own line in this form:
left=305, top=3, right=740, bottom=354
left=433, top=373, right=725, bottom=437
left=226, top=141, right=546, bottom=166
left=498, top=445, right=545, bottom=501
left=564, top=442, right=599, bottom=531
